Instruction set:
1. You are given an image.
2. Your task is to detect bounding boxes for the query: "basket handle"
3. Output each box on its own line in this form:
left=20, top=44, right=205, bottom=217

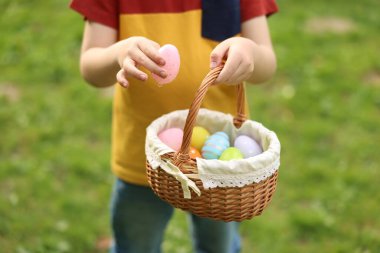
left=175, top=65, right=247, bottom=162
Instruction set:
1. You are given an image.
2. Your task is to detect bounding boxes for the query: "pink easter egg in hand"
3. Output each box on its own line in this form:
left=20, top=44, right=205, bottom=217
left=152, top=44, right=180, bottom=86
left=158, top=127, right=183, bottom=151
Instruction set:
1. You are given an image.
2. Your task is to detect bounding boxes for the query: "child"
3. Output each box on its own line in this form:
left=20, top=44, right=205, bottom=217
left=70, top=0, right=278, bottom=252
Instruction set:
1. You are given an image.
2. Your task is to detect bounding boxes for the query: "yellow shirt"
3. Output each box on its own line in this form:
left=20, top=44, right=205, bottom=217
left=113, top=10, right=239, bottom=185
left=70, top=0, right=278, bottom=186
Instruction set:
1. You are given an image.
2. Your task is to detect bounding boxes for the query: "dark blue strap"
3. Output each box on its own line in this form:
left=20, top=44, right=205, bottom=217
left=201, top=0, right=241, bottom=41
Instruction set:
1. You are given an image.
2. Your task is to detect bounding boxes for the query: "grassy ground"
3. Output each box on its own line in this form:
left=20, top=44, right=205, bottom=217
left=1, top=0, right=379, bottom=252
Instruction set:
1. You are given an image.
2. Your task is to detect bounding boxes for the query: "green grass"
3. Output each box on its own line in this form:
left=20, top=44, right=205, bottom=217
left=1, top=0, right=379, bottom=252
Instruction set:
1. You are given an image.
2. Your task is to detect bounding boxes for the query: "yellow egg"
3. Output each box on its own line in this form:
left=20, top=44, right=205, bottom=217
left=191, top=126, right=210, bottom=150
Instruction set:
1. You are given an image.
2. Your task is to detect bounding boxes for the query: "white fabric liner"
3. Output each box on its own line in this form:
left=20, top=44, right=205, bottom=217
left=145, top=109, right=281, bottom=198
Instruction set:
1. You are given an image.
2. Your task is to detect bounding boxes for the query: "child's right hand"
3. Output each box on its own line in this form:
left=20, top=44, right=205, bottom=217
left=115, top=37, right=167, bottom=87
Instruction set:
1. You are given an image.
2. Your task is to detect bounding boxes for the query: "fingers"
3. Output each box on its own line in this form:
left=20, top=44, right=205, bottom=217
left=217, top=58, right=254, bottom=85
left=116, top=69, right=129, bottom=88
left=213, top=44, right=254, bottom=85
left=117, top=58, right=148, bottom=88
left=123, top=58, right=148, bottom=80
left=215, top=49, right=241, bottom=84
left=138, top=42, right=165, bottom=66
left=224, top=59, right=254, bottom=84
left=210, top=40, right=230, bottom=69
left=116, top=38, right=169, bottom=87
left=211, top=40, right=249, bottom=84
left=130, top=49, right=167, bottom=78
left=211, top=37, right=256, bottom=85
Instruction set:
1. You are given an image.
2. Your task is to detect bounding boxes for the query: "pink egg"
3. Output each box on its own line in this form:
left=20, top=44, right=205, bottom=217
left=152, top=44, right=180, bottom=86
left=234, top=135, right=263, bottom=158
left=158, top=128, right=183, bottom=151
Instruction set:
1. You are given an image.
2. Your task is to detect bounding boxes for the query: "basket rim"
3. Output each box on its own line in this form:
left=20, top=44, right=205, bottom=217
left=145, top=108, right=281, bottom=191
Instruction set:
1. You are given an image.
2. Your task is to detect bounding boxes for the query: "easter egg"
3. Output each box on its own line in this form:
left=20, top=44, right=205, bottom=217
left=189, top=147, right=202, bottom=159
left=152, top=44, right=180, bottom=86
left=234, top=135, right=263, bottom=158
left=219, top=147, right=244, bottom=161
left=201, top=131, right=230, bottom=160
left=158, top=128, right=183, bottom=151
left=191, top=126, right=210, bottom=150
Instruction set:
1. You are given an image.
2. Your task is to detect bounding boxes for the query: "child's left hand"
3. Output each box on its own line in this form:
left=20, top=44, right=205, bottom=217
left=210, top=37, right=255, bottom=85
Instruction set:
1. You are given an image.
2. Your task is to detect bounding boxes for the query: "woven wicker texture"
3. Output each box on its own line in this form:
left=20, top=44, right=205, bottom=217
left=146, top=66, right=279, bottom=222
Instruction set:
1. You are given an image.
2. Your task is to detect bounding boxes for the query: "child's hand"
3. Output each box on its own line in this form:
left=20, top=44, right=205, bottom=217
left=210, top=37, right=256, bottom=85
left=115, top=37, right=167, bottom=87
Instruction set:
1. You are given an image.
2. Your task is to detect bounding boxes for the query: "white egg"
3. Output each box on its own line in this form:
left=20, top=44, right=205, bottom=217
left=234, top=135, right=262, bottom=158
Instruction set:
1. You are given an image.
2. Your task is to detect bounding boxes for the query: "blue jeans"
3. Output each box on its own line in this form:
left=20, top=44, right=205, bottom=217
left=110, top=178, right=241, bottom=253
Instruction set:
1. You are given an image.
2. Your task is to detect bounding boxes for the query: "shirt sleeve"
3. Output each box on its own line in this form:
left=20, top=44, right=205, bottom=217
left=70, top=0, right=118, bottom=29
left=241, top=0, right=279, bottom=22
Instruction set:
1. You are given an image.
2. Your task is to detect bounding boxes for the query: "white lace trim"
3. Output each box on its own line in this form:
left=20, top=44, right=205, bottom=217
left=199, top=158, right=280, bottom=189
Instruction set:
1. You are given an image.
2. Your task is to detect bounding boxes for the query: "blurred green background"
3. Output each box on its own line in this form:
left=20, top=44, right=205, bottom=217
left=1, top=0, right=379, bottom=252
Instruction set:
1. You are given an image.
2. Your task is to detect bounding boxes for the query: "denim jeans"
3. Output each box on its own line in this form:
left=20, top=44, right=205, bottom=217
left=110, top=178, right=241, bottom=253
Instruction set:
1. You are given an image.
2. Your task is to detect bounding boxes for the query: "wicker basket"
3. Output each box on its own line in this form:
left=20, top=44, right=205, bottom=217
left=146, top=66, right=279, bottom=222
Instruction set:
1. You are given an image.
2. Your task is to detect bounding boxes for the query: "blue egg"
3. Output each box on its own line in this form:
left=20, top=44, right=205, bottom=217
left=201, top=131, right=230, bottom=159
